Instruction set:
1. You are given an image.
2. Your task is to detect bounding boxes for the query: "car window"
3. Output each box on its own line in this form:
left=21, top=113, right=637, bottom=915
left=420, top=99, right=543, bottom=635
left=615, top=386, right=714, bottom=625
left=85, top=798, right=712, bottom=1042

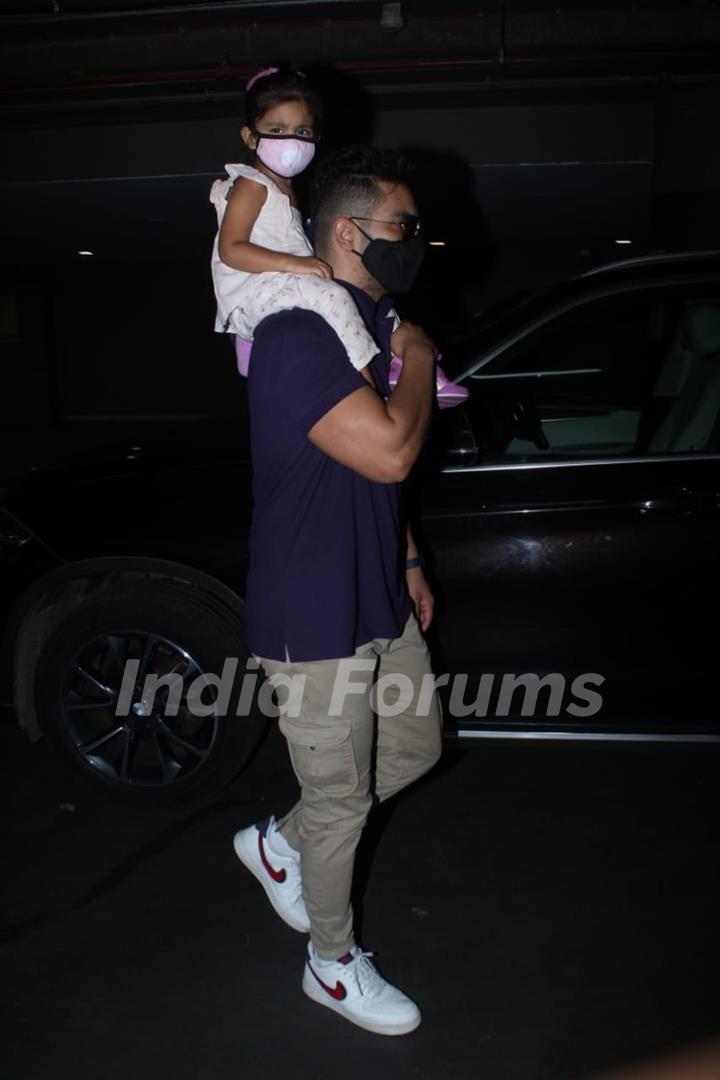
left=464, top=285, right=720, bottom=462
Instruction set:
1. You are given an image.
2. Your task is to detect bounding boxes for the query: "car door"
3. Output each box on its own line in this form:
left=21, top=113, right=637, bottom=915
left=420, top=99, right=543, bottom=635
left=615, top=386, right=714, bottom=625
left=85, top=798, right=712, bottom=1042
left=417, top=277, right=720, bottom=738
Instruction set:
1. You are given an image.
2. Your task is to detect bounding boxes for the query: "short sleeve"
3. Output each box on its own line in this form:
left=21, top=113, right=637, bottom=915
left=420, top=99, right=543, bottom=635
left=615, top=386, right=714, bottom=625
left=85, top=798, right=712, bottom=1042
left=250, top=310, right=367, bottom=435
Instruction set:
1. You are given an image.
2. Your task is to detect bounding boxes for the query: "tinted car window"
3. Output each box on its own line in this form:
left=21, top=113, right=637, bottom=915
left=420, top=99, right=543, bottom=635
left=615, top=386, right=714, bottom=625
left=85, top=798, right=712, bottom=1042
left=466, top=284, right=720, bottom=462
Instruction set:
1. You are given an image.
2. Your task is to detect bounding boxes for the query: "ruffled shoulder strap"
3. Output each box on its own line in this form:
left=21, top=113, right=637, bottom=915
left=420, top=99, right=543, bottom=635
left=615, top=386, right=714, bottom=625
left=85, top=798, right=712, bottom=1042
left=209, top=162, right=281, bottom=214
left=224, top=162, right=280, bottom=192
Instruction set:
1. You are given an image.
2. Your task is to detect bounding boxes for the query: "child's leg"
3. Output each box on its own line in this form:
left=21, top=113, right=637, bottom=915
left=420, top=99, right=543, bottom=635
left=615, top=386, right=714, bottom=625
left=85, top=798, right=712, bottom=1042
left=235, top=336, right=252, bottom=376
left=228, top=274, right=378, bottom=372
left=234, top=273, right=378, bottom=371
left=274, top=275, right=380, bottom=371
left=231, top=274, right=465, bottom=406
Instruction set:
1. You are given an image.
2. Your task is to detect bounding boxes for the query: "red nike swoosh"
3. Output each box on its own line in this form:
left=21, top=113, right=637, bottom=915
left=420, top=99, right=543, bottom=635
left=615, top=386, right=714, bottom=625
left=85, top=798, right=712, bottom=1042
left=258, top=834, right=286, bottom=883
left=308, top=963, right=347, bottom=1001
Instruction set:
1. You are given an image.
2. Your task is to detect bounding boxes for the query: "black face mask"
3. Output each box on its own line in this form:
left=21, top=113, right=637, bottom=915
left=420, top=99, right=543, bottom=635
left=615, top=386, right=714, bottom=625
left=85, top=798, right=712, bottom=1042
left=353, top=224, right=426, bottom=294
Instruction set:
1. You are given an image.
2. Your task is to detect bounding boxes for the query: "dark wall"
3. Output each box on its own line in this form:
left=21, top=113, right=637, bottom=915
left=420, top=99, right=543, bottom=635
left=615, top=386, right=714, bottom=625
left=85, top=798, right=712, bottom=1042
left=2, top=82, right=720, bottom=430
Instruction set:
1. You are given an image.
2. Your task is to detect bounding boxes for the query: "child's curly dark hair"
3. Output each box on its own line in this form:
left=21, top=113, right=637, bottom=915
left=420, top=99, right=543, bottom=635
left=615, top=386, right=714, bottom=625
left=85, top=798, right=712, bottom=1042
left=243, top=66, right=322, bottom=137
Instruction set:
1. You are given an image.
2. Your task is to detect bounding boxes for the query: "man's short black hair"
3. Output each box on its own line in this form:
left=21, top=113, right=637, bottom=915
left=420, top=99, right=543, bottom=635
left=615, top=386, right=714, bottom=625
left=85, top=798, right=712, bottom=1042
left=310, top=145, right=414, bottom=255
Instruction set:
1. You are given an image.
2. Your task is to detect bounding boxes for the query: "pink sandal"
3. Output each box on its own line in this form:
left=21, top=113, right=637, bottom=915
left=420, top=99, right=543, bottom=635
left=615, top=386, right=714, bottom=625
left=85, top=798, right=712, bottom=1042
left=388, top=354, right=469, bottom=409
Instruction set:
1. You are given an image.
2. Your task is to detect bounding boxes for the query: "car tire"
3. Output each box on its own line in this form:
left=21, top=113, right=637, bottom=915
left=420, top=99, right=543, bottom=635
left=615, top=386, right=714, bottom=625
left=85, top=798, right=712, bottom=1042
left=33, top=581, right=267, bottom=805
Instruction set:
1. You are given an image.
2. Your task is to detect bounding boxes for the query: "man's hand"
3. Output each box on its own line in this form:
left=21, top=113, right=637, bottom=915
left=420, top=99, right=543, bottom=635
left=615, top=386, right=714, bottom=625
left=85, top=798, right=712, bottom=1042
left=406, top=566, right=434, bottom=632
left=390, top=321, right=436, bottom=361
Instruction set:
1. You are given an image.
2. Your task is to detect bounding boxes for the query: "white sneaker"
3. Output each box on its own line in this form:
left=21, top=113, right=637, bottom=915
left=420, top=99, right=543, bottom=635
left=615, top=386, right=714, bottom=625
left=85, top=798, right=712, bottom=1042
left=302, top=942, right=421, bottom=1036
left=232, top=815, right=310, bottom=933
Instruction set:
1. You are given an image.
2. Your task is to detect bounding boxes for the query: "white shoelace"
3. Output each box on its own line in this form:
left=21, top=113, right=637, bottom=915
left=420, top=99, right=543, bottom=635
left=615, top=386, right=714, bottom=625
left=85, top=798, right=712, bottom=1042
left=352, top=950, right=386, bottom=998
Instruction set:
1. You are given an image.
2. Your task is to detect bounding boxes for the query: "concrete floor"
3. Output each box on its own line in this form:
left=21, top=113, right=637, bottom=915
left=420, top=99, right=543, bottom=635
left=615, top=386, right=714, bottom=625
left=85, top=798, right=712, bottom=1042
left=2, top=708, right=719, bottom=1080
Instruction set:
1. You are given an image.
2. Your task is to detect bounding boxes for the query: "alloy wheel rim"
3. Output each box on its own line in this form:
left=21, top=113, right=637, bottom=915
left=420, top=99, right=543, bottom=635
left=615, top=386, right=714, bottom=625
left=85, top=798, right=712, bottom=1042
left=59, top=630, right=220, bottom=788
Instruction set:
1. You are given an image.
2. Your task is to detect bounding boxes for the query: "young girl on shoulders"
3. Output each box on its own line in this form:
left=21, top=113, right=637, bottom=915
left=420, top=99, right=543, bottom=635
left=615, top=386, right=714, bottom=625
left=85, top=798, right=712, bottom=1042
left=210, top=65, right=467, bottom=408
left=210, top=66, right=379, bottom=376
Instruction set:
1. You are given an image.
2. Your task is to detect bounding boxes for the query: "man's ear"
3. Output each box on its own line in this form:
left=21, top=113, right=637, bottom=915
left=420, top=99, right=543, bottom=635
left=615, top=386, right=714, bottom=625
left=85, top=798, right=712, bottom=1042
left=240, top=125, right=257, bottom=151
left=334, top=217, right=359, bottom=253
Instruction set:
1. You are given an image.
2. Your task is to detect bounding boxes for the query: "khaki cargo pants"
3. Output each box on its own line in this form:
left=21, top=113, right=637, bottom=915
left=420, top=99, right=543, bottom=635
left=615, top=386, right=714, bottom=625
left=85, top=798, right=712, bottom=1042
left=255, top=612, right=443, bottom=960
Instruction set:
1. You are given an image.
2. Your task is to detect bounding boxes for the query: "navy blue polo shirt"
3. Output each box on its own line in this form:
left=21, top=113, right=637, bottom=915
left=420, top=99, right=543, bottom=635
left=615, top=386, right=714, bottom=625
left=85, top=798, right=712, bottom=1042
left=245, top=281, right=411, bottom=661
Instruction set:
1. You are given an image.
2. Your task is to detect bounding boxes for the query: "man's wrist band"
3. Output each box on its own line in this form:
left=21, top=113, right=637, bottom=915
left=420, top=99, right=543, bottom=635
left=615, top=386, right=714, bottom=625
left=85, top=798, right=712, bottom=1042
left=406, top=556, right=422, bottom=571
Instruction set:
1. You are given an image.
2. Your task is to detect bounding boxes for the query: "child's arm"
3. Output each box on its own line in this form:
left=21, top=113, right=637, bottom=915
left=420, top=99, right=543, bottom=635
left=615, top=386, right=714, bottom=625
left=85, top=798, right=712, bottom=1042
left=218, top=176, right=332, bottom=278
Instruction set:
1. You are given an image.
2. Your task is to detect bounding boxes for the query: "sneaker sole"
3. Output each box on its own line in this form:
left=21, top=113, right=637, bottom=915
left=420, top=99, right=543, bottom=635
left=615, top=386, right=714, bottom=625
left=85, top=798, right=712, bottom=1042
left=302, top=968, right=421, bottom=1036
left=233, top=829, right=310, bottom=934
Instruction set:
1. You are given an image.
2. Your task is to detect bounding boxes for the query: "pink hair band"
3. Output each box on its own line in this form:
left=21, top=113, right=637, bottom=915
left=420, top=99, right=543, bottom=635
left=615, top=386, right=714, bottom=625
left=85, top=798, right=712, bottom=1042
left=246, top=67, right=279, bottom=91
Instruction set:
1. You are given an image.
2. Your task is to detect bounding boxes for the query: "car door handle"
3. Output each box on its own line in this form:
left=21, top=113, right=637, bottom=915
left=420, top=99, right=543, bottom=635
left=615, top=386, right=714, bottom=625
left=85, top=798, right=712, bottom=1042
left=631, top=489, right=720, bottom=515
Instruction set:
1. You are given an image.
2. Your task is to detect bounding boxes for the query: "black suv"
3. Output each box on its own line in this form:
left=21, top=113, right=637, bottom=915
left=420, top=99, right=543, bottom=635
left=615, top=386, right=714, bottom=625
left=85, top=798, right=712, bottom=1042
left=2, top=249, right=719, bottom=803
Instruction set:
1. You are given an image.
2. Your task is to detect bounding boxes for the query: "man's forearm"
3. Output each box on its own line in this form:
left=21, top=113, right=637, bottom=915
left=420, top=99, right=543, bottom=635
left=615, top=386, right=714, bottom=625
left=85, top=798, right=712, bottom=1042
left=306, top=334, right=436, bottom=486
left=385, top=345, right=435, bottom=474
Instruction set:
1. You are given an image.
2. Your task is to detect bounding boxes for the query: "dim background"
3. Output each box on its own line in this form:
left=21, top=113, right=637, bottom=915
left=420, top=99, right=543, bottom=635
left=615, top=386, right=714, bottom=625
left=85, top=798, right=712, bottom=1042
left=1, top=0, right=719, bottom=436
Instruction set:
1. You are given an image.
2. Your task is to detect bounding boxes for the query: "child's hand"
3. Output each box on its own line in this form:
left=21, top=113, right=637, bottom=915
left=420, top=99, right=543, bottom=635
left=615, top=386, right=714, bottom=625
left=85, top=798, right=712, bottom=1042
left=286, top=255, right=334, bottom=279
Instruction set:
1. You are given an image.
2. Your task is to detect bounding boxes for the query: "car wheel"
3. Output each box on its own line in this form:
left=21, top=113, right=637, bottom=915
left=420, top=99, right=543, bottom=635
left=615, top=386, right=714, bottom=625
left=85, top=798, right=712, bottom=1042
left=33, top=582, right=266, bottom=804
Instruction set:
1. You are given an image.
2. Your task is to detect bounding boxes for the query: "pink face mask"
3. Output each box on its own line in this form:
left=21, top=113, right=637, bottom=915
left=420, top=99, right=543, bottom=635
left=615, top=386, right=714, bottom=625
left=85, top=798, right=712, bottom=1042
left=254, top=135, right=316, bottom=178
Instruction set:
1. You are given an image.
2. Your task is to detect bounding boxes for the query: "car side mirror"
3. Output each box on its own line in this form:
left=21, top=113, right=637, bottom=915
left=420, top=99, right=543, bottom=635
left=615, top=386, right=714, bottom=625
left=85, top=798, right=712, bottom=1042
left=425, top=389, right=548, bottom=469
left=465, top=388, right=549, bottom=454
left=509, top=396, right=550, bottom=450
left=427, top=406, right=478, bottom=468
